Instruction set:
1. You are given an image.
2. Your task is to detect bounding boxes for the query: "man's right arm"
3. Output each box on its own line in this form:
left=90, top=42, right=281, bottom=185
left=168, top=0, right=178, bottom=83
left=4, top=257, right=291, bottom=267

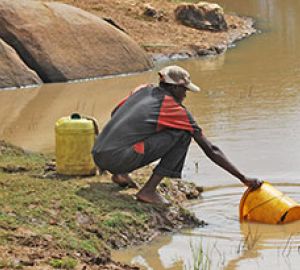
left=193, top=130, right=262, bottom=189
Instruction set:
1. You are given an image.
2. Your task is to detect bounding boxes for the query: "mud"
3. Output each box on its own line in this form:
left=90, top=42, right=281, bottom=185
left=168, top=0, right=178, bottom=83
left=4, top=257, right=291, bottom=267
left=0, top=141, right=205, bottom=270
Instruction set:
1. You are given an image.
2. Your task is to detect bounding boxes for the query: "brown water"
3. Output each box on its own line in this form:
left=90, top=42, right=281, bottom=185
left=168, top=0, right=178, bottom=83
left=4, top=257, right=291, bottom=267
left=1, top=0, right=300, bottom=269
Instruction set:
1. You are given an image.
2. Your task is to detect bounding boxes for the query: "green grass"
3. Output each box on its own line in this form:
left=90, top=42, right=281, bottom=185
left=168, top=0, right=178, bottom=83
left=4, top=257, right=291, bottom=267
left=0, top=141, right=155, bottom=261
left=0, top=141, right=201, bottom=268
left=49, top=257, right=77, bottom=269
left=0, top=171, right=151, bottom=255
left=0, top=258, right=23, bottom=269
left=189, top=241, right=211, bottom=270
left=0, top=140, right=49, bottom=172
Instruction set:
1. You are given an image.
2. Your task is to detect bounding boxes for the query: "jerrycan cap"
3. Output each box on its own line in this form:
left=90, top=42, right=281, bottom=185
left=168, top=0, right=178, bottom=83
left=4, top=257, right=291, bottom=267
left=70, top=112, right=81, bottom=119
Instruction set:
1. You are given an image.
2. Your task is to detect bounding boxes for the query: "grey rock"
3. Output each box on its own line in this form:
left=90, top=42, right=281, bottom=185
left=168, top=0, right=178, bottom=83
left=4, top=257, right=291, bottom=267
left=0, top=38, right=42, bottom=89
left=175, top=1, right=228, bottom=32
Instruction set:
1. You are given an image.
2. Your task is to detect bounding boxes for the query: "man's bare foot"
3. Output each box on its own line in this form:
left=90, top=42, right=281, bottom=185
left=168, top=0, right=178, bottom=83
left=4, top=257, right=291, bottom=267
left=136, top=190, right=170, bottom=206
left=111, top=174, right=139, bottom=189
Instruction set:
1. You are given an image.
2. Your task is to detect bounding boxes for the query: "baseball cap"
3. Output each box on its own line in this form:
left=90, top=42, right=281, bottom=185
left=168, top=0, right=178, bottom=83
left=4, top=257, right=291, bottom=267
left=158, top=65, right=200, bottom=92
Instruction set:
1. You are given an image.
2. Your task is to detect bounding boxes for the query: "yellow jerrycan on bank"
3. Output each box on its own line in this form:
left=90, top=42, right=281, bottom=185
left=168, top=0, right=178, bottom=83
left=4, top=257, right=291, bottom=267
left=240, top=182, right=300, bottom=224
left=55, top=113, right=97, bottom=176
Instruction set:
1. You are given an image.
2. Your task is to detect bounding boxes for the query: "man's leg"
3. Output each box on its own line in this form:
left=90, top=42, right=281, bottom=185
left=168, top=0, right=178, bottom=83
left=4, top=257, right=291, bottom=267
left=98, top=129, right=191, bottom=197
left=93, top=148, right=142, bottom=189
left=135, top=173, right=168, bottom=204
left=111, top=174, right=139, bottom=188
left=136, top=129, right=191, bottom=204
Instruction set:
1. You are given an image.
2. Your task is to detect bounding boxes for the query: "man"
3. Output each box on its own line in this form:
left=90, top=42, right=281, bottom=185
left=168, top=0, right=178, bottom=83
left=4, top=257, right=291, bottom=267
left=92, top=65, right=262, bottom=205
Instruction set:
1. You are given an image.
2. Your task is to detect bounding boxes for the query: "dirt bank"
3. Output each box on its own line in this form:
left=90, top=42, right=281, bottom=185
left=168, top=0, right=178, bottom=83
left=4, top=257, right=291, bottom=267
left=0, top=141, right=205, bottom=269
left=50, top=0, right=256, bottom=61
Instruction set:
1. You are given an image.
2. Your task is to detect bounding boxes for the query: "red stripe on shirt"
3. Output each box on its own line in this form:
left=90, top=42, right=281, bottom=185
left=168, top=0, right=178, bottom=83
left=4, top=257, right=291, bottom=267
left=157, top=95, right=193, bottom=132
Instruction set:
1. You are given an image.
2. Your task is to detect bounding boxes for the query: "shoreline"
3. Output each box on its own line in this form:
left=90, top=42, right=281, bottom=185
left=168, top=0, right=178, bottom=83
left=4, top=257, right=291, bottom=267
left=0, top=0, right=258, bottom=90
left=0, top=141, right=205, bottom=270
left=149, top=16, right=256, bottom=62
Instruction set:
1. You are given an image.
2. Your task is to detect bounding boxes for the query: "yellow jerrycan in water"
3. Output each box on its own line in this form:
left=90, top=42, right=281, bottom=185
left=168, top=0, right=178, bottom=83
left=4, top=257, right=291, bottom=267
left=55, top=113, right=97, bottom=176
left=240, top=182, right=300, bottom=224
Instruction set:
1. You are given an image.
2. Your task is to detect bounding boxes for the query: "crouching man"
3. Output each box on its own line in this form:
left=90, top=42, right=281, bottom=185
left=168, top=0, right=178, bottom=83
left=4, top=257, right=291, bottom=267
left=92, top=66, right=262, bottom=205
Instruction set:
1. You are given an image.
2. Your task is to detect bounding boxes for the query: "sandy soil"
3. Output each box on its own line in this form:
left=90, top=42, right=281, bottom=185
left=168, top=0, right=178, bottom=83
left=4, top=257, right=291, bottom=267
left=49, top=0, right=256, bottom=59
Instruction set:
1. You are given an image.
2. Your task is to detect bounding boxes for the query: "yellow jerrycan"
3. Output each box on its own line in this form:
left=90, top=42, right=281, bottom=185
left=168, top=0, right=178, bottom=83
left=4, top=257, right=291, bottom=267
left=240, top=182, right=300, bottom=224
left=55, top=113, right=97, bottom=176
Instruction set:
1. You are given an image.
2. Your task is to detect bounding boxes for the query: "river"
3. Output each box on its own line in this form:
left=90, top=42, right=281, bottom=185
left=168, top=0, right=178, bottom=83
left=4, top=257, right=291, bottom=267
left=1, top=0, right=300, bottom=269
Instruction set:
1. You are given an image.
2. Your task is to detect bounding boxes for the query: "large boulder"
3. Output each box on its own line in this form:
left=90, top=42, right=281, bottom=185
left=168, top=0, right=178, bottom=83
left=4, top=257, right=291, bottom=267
left=175, top=1, right=228, bottom=32
left=0, top=38, right=42, bottom=89
left=0, top=0, right=153, bottom=84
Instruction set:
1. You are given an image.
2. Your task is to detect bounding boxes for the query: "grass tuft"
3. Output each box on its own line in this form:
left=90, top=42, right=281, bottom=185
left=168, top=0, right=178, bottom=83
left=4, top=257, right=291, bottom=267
left=49, top=257, right=77, bottom=269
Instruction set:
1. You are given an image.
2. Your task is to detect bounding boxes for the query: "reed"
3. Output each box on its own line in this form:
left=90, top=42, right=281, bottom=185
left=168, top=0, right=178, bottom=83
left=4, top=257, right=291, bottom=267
left=237, top=225, right=261, bottom=254
left=186, top=240, right=211, bottom=270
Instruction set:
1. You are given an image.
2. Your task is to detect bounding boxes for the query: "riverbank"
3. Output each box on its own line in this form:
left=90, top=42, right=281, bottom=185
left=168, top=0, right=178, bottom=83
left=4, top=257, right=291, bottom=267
left=0, top=0, right=256, bottom=89
left=0, top=141, right=205, bottom=269
left=52, top=0, right=256, bottom=61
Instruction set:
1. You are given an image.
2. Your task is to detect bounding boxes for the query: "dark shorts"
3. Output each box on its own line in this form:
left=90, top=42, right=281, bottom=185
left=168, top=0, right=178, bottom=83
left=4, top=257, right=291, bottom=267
left=93, top=129, right=191, bottom=178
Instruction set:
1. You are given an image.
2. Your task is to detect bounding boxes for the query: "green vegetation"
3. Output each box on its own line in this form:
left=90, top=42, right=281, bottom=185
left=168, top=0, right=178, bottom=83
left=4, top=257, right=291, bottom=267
left=0, top=258, right=23, bottom=269
left=0, top=140, right=201, bottom=268
left=237, top=225, right=261, bottom=254
left=0, top=141, right=154, bottom=266
left=49, top=257, right=77, bottom=269
left=0, top=140, right=48, bottom=172
left=187, top=241, right=211, bottom=270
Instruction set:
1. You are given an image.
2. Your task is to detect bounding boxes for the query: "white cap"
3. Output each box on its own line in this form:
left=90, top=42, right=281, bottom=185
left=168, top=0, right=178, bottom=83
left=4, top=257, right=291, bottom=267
left=158, top=65, right=200, bottom=92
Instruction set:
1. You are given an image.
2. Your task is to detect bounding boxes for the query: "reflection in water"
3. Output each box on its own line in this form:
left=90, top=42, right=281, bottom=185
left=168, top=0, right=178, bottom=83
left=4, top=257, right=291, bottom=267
left=113, top=235, right=184, bottom=270
left=0, top=88, right=39, bottom=142
left=0, top=71, right=157, bottom=151
left=1, top=0, right=300, bottom=269
left=114, top=185, right=300, bottom=270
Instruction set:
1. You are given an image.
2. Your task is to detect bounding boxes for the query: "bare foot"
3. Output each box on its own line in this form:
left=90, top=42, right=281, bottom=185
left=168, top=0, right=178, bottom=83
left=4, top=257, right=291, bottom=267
left=136, top=190, right=170, bottom=206
left=111, top=174, right=139, bottom=189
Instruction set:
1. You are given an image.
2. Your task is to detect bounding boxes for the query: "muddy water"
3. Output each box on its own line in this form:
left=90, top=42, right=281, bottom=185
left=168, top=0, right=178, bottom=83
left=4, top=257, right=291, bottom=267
left=113, top=185, right=300, bottom=270
left=1, top=0, right=300, bottom=269
left=112, top=0, right=300, bottom=269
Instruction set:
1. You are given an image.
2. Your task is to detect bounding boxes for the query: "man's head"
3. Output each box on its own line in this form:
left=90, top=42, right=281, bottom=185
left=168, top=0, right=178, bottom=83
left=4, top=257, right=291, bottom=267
left=158, top=65, right=200, bottom=103
left=158, top=65, right=200, bottom=92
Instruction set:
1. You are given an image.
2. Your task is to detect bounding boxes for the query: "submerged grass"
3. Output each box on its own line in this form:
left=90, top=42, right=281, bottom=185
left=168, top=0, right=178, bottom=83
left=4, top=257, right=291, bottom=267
left=237, top=224, right=261, bottom=254
left=186, top=240, right=211, bottom=270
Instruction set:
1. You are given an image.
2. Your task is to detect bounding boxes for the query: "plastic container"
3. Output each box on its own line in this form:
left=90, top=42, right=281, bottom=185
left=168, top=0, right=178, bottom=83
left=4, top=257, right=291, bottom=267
left=55, top=113, right=96, bottom=176
left=239, top=182, right=300, bottom=224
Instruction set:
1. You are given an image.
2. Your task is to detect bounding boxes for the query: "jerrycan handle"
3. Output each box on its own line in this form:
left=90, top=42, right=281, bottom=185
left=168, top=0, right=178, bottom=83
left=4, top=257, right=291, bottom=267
left=70, top=112, right=81, bottom=120
left=70, top=112, right=99, bottom=135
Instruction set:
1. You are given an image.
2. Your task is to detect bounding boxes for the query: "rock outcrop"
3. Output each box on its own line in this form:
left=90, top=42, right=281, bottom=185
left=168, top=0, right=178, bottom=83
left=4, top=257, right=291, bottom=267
left=175, top=1, right=228, bottom=32
left=0, top=38, right=42, bottom=89
left=0, top=0, right=153, bottom=86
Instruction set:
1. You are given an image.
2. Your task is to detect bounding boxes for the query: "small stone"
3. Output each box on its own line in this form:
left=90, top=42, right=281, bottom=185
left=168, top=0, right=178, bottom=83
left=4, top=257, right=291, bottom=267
left=143, top=4, right=157, bottom=17
left=49, top=219, right=58, bottom=225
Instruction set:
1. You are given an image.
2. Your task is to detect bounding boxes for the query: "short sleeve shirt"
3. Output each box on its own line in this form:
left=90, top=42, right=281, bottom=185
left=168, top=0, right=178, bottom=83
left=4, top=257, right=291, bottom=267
left=93, top=85, right=202, bottom=154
